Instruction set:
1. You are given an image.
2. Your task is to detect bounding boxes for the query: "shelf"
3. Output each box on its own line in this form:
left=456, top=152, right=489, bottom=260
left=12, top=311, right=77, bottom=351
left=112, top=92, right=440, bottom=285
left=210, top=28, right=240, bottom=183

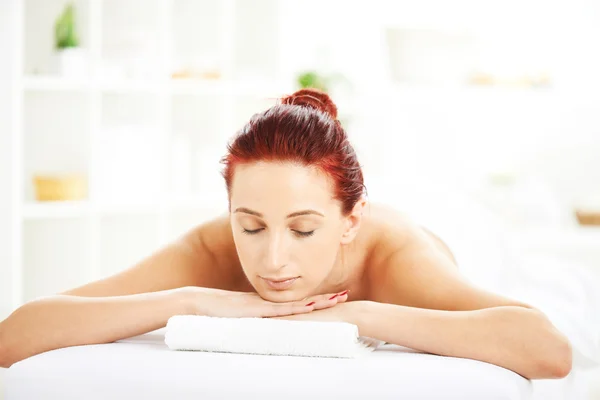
left=9, top=0, right=283, bottom=309
left=98, top=197, right=227, bottom=215
left=169, top=79, right=232, bottom=95
left=506, top=226, right=600, bottom=251
left=22, top=75, right=286, bottom=97
left=22, top=196, right=228, bottom=219
left=23, top=75, right=574, bottom=99
left=21, top=200, right=93, bottom=219
left=354, top=83, right=600, bottom=107
left=97, top=79, right=165, bottom=94
left=22, top=76, right=92, bottom=91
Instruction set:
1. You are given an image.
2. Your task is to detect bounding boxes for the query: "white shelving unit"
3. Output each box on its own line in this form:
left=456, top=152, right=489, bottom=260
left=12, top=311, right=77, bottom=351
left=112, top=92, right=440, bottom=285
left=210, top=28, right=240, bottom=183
left=8, top=0, right=292, bottom=312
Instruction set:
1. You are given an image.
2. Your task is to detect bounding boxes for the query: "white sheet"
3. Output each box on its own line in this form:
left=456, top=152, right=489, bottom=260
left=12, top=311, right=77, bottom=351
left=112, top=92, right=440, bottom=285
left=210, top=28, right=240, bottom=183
left=6, top=328, right=532, bottom=400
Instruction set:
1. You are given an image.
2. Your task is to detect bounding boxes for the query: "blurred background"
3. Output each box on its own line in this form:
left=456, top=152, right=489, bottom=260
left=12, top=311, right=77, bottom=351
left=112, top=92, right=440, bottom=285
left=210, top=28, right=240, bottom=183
left=0, top=0, right=599, bottom=398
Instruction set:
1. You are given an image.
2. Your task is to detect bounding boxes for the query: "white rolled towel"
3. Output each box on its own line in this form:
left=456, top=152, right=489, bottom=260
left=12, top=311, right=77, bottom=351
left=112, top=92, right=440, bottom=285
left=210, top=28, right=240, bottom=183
left=165, top=315, right=382, bottom=358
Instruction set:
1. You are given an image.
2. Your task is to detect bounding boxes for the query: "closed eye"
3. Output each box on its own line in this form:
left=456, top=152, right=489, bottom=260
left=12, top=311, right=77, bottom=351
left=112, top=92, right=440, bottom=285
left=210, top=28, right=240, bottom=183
left=241, top=228, right=315, bottom=238
left=293, top=230, right=315, bottom=238
left=242, top=228, right=263, bottom=235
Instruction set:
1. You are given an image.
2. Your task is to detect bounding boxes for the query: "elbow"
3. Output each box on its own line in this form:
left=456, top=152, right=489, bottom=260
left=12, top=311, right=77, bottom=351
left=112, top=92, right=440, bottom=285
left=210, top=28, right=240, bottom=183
left=0, top=354, right=14, bottom=369
left=0, top=320, right=23, bottom=369
left=525, top=309, right=573, bottom=379
left=0, top=324, right=14, bottom=369
left=538, top=334, right=573, bottom=379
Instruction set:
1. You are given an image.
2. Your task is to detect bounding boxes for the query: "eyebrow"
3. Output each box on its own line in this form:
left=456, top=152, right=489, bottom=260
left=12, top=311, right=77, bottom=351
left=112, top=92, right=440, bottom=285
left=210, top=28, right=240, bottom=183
left=234, top=207, right=325, bottom=218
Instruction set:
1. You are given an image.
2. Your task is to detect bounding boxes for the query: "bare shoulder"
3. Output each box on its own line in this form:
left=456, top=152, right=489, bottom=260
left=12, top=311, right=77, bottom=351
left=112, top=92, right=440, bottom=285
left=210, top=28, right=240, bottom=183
left=190, top=211, right=242, bottom=279
left=59, top=210, right=243, bottom=297
left=362, top=202, right=459, bottom=299
left=361, top=202, right=531, bottom=311
left=361, top=202, right=422, bottom=263
left=363, top=201, right=457, bottom=266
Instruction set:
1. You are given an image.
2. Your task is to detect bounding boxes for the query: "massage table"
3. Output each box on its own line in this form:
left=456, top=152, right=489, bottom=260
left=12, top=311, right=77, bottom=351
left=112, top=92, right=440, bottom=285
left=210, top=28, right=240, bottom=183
left=6, top=327, right=532, bottom=399
left=6, top=325, right=593, bottom=399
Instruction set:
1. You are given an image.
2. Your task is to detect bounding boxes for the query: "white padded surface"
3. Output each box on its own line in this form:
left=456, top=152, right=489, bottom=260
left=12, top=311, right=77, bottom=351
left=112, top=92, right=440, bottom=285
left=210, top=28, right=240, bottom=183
left=6, top=328, right=531, bottom=400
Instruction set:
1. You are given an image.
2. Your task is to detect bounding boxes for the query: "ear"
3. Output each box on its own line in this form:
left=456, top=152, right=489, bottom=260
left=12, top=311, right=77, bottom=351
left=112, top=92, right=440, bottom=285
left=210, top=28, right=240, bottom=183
left=340, top=197, right=367, bottom=245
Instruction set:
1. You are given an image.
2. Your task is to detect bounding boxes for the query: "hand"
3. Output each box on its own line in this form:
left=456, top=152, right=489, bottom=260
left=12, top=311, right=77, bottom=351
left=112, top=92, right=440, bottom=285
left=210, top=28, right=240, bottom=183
left=180, top=286, right=350, bottom=318
left=270, top=301, right=365, bottom=326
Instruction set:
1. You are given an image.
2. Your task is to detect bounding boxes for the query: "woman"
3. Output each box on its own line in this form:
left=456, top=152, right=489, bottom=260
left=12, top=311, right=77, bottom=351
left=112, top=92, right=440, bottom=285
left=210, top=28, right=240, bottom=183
left=0, top=89, right=571, bottom=379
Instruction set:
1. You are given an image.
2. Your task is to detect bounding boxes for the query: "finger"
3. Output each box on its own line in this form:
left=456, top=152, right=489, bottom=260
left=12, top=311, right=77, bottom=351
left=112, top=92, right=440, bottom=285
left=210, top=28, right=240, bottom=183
left=304, top=290, right=347, bottom=304
left=263, top=290, right=350, bottom=317
left=334, top=293, right=348, bottom=303
left=311, top=298, right=340, bottom=310
left=262, top=302, right=315, bottom=318
left=303, top=290, right=350, bottom=310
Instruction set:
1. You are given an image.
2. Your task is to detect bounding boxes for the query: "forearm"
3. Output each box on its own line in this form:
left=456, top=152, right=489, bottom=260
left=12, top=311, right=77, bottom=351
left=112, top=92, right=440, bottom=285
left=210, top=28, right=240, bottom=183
left=358, top=302, right=572, bottom=379
left=0, top=288, right=192, bottom=368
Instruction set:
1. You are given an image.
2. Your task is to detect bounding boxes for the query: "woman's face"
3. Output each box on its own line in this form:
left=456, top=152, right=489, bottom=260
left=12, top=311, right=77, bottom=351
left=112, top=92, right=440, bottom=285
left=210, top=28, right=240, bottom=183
left=229, top=161, right=360, bottom=302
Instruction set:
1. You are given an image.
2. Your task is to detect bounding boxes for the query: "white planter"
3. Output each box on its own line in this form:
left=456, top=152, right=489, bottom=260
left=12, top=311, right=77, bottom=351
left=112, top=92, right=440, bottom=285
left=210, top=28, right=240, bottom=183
left=55, top=47, right=88, bottom=78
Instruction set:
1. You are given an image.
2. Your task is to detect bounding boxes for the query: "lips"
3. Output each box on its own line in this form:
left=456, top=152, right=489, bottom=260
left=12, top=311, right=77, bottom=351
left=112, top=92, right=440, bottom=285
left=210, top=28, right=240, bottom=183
left=261, top=276, right=299, bottom=290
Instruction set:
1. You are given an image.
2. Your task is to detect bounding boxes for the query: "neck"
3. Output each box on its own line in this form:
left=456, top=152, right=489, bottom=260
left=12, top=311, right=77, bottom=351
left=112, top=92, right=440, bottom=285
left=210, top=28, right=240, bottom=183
left=315, top=242, right=365, bottom=297
left=317, top=214, right=376, bottom=299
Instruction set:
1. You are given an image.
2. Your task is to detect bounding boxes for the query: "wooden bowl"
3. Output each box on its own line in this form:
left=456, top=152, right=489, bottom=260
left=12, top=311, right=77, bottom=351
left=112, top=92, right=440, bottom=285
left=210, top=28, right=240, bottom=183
left=575, top=210, right=600, bottom=226
left=33, top=174, right=88, bottom=201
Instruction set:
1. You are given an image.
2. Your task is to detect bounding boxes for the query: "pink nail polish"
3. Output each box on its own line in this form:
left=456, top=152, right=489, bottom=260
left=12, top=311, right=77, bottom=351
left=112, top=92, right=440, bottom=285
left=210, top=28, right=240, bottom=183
left=329, top=294, right=339, bottom=300
left=305, top=301, right=316, bottom=306
left=338, top=290, right=349, bottom=296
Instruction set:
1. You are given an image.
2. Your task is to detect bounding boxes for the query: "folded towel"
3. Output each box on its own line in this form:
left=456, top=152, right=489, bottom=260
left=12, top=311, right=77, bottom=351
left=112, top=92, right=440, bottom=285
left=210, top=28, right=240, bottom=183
left=165, top=315, right=382, bottom=358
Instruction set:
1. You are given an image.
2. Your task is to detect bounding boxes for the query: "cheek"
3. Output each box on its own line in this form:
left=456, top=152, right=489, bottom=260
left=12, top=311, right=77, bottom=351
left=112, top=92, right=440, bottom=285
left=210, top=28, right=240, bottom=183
left=294, top=235, right=340, bottom=276
left=233, top=232, right=256, bottom=269
left=232, top=233, right=259, bottom=268
left=297, top=236, right=334, bottom=256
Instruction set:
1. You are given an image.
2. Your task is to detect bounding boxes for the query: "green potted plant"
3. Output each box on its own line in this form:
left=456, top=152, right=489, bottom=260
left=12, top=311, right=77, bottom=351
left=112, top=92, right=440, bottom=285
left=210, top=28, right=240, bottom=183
left=295, top=70, right=354, bottom=128
left=54, top=3, right=87, bottom=77
left=297, top=71, right=329, bottom=92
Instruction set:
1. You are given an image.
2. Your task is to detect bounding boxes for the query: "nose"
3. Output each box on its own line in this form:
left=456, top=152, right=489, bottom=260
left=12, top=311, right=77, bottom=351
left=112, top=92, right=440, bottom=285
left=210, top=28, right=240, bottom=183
left=265, top=231, right=289, bottom=272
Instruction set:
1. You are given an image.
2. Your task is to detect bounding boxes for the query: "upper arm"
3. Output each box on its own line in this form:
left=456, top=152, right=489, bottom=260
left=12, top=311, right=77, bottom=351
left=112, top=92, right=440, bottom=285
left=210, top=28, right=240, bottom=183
left=59, top=212, right=235, bottom=297
left=372, top=226, right=533, bottom=311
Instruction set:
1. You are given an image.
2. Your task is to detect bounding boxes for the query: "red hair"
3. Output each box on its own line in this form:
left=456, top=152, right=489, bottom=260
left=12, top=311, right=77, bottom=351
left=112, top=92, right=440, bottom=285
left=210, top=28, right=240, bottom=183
left=220, top=88, right=366, bottom=216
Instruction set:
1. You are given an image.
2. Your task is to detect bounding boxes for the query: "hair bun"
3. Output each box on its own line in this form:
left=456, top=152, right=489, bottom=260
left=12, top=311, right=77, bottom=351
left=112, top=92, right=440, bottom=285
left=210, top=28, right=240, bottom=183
left=280, top=88, right=338, bottom=120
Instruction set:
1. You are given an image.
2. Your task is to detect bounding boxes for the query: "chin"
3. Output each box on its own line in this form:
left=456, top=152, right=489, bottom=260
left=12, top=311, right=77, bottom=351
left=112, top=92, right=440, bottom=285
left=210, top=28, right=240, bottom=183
left=259, top=292, right=293, bottom=303
left=254, top=283, right=307, bottom=303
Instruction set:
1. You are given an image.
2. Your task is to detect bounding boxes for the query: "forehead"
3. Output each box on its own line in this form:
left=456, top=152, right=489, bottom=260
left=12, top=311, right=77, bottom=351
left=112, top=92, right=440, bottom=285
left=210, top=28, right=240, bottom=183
left=230, top=161, right=336, bottom=210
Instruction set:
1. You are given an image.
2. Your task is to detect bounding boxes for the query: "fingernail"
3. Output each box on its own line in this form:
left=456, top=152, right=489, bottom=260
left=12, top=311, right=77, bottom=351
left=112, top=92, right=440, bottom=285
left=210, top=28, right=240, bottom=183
left=338, top=290, right=349, bottom=296
left=328, top=294, right=339, bottom=300
left=305, top=301, right=316, bottom=306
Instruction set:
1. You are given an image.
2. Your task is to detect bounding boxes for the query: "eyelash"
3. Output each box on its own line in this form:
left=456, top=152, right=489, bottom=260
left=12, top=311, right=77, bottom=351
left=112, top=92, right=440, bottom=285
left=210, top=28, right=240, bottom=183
left=242, top=228, right=315, bottom=238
